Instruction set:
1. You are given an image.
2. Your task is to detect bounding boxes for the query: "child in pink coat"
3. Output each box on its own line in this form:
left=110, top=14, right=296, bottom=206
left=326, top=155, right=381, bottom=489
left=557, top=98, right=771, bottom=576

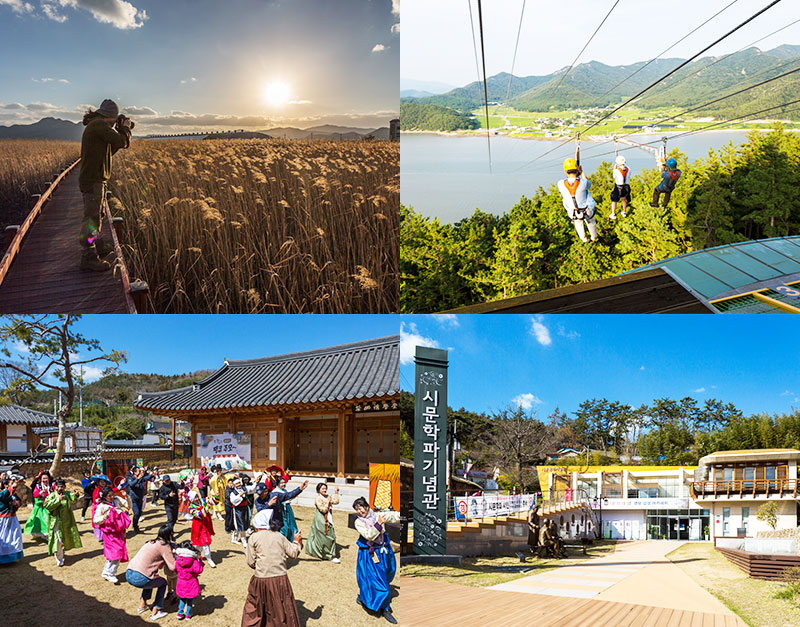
left=93, top=486, right=131, bottom=583
left=175, top=540, right=204, bottom=620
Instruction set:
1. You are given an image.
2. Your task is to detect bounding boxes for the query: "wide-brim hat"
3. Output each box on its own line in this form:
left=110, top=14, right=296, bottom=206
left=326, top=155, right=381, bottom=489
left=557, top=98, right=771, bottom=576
left=91, top=474, right=110, bottom=483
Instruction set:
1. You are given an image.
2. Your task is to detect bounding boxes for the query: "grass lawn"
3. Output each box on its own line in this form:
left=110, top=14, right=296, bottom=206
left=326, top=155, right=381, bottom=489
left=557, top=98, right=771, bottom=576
left=2, top=496, right=393, bottom=627
left=400, top=540, right=617, bottom=588
left=667, top=543, right=800, bottom=627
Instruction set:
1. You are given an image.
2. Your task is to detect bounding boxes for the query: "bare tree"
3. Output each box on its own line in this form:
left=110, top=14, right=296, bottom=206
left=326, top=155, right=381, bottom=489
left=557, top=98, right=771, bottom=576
left=0, top=315, right=125, bottom=475
left=489, top=405, right=559, bottom=491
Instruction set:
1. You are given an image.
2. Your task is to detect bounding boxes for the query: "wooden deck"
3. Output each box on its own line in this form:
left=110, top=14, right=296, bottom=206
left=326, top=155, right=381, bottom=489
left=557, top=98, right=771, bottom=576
left=0, top=167, right=135, bottom=313
left=397, top=576, right=746, bottom=627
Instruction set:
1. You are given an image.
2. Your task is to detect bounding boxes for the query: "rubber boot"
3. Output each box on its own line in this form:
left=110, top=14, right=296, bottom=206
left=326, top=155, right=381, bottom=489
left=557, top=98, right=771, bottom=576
left=80, top=246, right=111, bottom=272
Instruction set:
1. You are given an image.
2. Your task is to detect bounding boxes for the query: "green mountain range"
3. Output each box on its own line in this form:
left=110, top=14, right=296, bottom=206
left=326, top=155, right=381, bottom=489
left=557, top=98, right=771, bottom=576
left=407, top=44, right=800, bottom=118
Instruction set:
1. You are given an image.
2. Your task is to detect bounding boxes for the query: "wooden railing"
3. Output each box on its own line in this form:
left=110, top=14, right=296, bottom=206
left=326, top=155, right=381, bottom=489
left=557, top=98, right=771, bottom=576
left=690, top=478, right=798, bottom=499
left=0, top=159, right=80, bottom=286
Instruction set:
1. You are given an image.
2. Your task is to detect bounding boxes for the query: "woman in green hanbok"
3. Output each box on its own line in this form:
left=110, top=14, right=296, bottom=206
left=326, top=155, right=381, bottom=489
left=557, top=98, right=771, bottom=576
left=305, top=483, right=340, bottom=563
left=44, top=479, right=82, bottom=566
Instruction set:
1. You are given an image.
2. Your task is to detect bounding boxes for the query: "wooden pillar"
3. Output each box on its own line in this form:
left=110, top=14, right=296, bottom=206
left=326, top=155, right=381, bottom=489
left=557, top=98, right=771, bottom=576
left=171, top=418, right=176, bottom=457
left=190, top=419, right=198, bottom=470
left=337, top=409, right=346, bottom=477
left=278, top=417, right=287, bottom=470
left=0, top=423, right=6, bottom=452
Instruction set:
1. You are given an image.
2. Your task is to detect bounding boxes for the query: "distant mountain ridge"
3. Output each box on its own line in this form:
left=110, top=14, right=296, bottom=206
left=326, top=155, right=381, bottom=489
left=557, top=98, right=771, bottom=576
left=0, top=119, right=391, bottom=141
left=409, top=44, right=800, bottom=117
left=0, top=117, right=82, bottom=141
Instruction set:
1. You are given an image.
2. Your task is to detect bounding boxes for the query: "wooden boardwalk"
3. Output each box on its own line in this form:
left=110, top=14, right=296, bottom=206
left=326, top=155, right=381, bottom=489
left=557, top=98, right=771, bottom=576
left=0, top=164, right=137, bottom=313
left=397, top=576, right=747, bottom=627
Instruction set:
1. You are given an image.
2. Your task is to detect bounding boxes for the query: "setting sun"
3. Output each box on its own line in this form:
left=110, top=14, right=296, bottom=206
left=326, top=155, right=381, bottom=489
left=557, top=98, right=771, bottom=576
left=264, top=81, right=291, bottom=107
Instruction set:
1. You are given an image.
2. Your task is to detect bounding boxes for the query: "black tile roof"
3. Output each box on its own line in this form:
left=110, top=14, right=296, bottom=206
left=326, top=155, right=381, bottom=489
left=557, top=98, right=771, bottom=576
left=0, top=404, right=58, bottom=426
left=134, top=335, right=400, bottom=413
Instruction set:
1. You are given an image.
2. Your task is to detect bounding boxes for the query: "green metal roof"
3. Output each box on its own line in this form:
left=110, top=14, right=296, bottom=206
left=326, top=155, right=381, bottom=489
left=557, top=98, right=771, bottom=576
left=629, top=237, right=800, bottom=305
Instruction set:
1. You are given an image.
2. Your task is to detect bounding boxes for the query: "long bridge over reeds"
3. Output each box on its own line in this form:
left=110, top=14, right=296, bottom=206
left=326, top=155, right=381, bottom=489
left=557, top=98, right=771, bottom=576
left=0, top=160, right=148, bottom=313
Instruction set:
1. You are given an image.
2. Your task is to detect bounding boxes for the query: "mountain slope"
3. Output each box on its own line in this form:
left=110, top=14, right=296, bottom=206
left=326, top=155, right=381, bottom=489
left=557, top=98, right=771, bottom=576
left=0, top=117, right=82, bottom=141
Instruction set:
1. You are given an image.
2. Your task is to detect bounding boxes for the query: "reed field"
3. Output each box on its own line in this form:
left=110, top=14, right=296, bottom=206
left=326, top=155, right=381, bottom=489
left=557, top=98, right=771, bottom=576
left=0, top=139, right=80, bottom=231
left=110, top=138, right=399, bottom=313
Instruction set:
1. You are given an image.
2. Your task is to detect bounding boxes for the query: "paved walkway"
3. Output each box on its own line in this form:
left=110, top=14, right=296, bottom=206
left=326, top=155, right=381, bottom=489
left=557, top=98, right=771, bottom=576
left=491, top=540, right=732, bottom=613
left=399, top=541, right=744, bottom=626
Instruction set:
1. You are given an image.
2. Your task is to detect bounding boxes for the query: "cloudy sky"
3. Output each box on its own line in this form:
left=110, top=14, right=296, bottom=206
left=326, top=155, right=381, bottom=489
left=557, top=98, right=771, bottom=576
left=0, top=0, right=399, bottom=133
left=400, top=314, right=800, bottom=419
left=402, top=0, right=800, bottom=88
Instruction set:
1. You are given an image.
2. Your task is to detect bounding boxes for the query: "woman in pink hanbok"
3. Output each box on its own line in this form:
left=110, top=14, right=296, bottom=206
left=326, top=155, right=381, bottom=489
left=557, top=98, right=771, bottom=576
left=93, top=486, right=131, bottom=583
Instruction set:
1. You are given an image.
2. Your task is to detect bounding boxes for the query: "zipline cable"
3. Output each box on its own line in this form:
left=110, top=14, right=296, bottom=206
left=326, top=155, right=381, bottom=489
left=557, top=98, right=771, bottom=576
left=506, top=0, right=527, bottom=104
left=576, top=59, right=800, bottom=160
left=602, top=0, right=740, bottom=97
left=577, top=96, right=800, bottom=162
left=638, top=17, right=800, bottom=103
left=580, top=0, right=785, bottom=136
left=515, top=0, right=783, bottom=173
left=467, top=0, right=484, bottom=111
left=477, top=0, right=493, bottom=172
left=541, top=0, right=623, bottom=109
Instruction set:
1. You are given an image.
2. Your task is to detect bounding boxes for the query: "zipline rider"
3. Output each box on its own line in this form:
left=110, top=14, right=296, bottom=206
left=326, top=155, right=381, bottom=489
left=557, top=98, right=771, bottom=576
left=650, top=157, right=681, bottom=208
left=610, top=155, right=631, bottom=220
left=557, top=158, right=598, bottom=244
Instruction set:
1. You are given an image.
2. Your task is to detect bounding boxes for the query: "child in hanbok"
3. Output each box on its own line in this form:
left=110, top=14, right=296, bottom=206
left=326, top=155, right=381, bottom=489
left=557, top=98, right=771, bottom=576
left=0, top=474, right=23, bottom=564
left=305, top=483, right=340, bottom=562
left=44, top=478, right=82, bottom=567
left=23, top=470, right=52, bottom=539
left=352, top=497, right=400, bottom=624
left=90, top=474, right=114, bottom=542
left=188, top=490, right=216, bottom=567
left=208, top=466, right=226, bottom=521
left=229, top=477, right=252, bottom=547
left=175, top=540, right=205, bottom=620
left=93, top=485, right=131, bottom=582
left=179, top=475, right=194, bottom=520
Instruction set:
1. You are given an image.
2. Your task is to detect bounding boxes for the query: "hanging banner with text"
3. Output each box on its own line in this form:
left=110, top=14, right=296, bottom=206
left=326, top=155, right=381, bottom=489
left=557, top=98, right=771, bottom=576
left=197, top=432, right=252, bottom=464
left=453, top=494, right=538, bottom=521
left=413, top=346, right=448, bottom=555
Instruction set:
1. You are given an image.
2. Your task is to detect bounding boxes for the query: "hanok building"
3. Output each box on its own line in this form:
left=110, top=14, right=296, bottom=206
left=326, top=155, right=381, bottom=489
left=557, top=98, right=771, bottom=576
left=133, top=336, right=400, bottom=480
left=0, top=404, right=55, bottom=456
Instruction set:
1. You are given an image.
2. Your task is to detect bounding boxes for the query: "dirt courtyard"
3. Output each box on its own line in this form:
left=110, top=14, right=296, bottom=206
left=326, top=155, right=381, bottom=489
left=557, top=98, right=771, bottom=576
left=3, top=499, right=398, bottom=626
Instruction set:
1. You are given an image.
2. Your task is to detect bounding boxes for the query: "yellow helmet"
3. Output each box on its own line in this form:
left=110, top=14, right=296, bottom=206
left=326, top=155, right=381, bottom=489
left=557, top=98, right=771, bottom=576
left=563, top=158, right=578, bottom=172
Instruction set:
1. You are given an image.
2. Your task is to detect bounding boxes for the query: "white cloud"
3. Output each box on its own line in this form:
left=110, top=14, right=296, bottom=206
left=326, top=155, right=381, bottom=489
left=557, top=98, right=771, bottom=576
left=33, top=77, right=69, bottom=84
left=529, top=315, right=552, bottom=346
left=430, top=314, right=459, bottom=328
left=287, top=100, right=312, bottom=105
left=512, top=393, right=543, bottom=410
left=0, top=0, right=34, bottom=14
left=694, top=387, right=706, bottom=393
left=781, top=390, right=795, bottom=397
left=391, top=23, right=399, bottom=34
left=371, top=44, right=386, bottom=53
left=399, top=321, right=440, bottom=365
left=180, top=77, right=198, bottom=84
left=640, top=365, right=646, bottom=371
left=1, top=103, right=26, bottom=110
left=556, top=324, right=580, bottom=340
left=26, top=102, right=60, bottom=112
left=391, top=0, right=399, bottom=16
left=55, top=0, right=147, bottom=30
left=42, top=3, right=67, bottom=21
left=72, top=364, right=105, bottom=383
left=123, top=105, right=157, bottom=116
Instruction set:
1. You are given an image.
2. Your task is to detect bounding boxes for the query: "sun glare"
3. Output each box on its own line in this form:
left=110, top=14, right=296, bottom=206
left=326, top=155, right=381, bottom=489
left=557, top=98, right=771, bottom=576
left=264, top=81, right=291, bottom=107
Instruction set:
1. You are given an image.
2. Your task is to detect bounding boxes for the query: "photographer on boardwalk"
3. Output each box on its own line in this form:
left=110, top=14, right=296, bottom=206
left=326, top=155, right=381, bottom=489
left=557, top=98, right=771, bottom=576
left=78, top=99, right=133, bottom=272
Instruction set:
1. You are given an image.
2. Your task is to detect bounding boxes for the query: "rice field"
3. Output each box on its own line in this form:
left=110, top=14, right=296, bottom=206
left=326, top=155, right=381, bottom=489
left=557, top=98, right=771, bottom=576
left=0, top=139, right=80, bottom=231
left=110, top=139, right=399, bottom=313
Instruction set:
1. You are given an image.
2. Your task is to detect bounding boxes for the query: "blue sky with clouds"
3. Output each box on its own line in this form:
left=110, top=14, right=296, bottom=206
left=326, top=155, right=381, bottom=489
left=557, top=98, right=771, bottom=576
left=0, top=0, right=399, bottom=132
left=4, top=314, right=399, bottom=384
left=402, top=0, right=800, bottom=87
left=400, top=315, right=800, bottom=419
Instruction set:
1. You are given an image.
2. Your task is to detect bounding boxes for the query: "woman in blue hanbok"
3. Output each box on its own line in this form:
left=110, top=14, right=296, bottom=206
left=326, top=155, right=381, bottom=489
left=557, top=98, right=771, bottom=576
left=272, top=478, right=299, bottom=541
left=352, top=497, right=400, bottom=624
left=0, top=474, right=24, bottom=564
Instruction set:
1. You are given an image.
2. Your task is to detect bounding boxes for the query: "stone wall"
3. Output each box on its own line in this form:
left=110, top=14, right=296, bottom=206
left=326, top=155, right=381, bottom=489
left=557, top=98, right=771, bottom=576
left=758, top=526, right=800, bottom=555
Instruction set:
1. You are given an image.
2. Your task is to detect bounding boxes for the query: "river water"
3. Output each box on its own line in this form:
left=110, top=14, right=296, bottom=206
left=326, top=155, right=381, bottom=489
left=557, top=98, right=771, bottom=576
left=401, top=131, right=754, bottom=222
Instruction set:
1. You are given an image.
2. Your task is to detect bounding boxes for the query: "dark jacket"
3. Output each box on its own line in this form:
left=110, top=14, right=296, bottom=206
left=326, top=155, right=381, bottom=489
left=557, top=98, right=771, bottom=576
left=81, top=478, right=96, bottom=498
left=78, top=117, right=131, bottom=192
left=126, top=472, right=152, bottom=501
left=264, top=487, right=302, bottom=529
left=158, top=481, right=183, bottom=508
